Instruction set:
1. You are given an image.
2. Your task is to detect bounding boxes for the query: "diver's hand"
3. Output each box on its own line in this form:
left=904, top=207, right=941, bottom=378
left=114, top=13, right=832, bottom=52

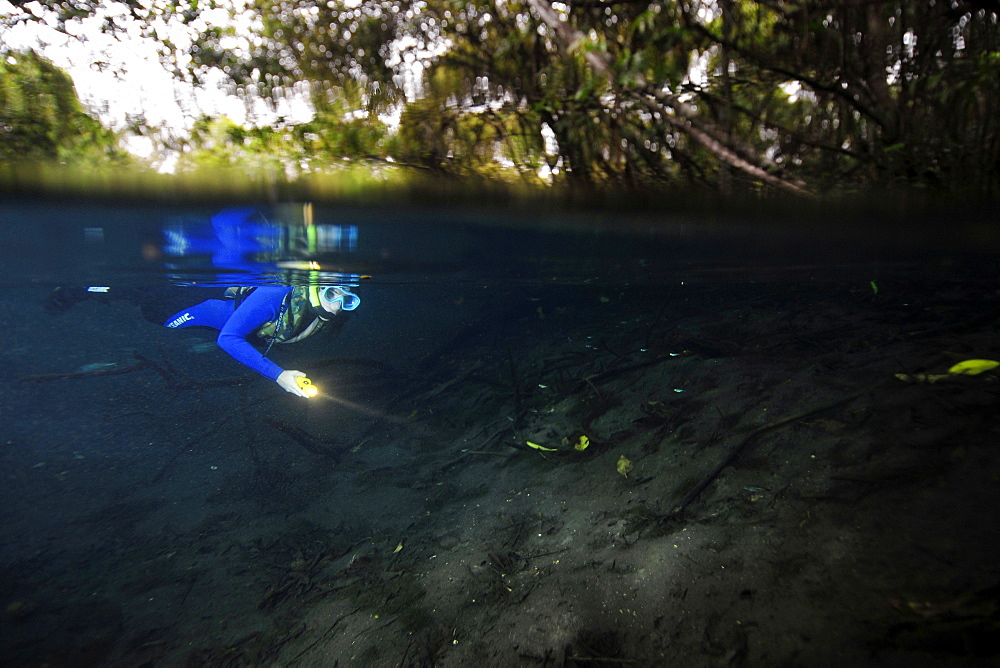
left=277, top=369, right=310, bottom=398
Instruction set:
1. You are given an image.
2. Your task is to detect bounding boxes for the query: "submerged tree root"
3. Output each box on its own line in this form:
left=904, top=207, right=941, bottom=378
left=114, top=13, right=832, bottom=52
left=18, top=360, right=148, bottom=382
left=263, top=418, right=343, bottom=461
left=665, top=383, right=885, bottom=519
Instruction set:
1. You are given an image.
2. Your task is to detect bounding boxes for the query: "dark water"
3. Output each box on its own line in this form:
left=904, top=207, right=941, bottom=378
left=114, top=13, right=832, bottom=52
left=1, top=200, right=999, bottom=665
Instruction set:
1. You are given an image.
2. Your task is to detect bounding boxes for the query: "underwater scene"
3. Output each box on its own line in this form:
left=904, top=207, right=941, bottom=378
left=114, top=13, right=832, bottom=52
left=1, top=200, right=999, bottom=666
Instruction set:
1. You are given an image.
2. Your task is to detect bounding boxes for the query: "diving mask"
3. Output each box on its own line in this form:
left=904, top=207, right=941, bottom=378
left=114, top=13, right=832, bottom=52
left=321, top=286, right=361, bottom=311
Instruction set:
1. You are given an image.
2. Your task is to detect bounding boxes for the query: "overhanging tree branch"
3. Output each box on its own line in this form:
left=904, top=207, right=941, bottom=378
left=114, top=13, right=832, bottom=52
left=526, top=0, right=811, bottom=195
left=678, top=11, right=893, bottom=133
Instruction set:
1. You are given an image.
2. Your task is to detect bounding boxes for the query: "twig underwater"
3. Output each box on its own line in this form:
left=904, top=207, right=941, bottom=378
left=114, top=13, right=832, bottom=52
left=666, top=382, right=887, bottom=518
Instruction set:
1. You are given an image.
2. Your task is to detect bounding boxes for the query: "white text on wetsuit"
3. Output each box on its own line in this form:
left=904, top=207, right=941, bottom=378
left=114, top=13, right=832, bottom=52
left=167, top=313, right=193, bottom=328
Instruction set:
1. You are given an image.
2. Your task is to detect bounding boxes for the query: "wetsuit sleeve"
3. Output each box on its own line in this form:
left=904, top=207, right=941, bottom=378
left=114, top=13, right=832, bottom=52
left=216, top=286, right=292, bottom=380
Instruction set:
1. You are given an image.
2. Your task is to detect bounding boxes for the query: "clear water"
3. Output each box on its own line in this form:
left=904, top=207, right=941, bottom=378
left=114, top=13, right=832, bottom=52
left=1, top=199, right=998, bottom=664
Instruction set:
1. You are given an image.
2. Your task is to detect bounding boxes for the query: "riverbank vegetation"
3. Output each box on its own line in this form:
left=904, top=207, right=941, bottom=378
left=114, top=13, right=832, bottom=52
left=3, top=1, right=998, bottom=199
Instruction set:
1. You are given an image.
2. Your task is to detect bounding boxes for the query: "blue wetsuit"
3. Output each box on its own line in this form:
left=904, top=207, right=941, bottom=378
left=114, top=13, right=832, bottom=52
left=162, top=286, right=292, bottom=380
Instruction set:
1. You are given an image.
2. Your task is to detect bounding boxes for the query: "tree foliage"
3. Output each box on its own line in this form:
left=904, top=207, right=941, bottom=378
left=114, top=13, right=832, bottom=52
left=173, top=109, right=396, bottom=178
left=6, top=1, right=999, bottom=195
left=0, top=48, right=131, bottom=164
left=186, top=0, right=1000, bottom=194
left=688, top=0, right=1000, bottom=192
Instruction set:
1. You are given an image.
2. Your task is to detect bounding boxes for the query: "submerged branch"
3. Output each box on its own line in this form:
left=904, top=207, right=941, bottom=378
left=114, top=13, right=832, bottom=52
left=264, top=417, right=343, bottom=461
left=666, top=383, right=884, bottom=518
left=18, top=361, right=147, bottom=382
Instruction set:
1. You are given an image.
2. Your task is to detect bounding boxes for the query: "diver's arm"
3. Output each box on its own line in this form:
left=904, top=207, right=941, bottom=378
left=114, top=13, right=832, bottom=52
left=216, top=287, right=313, bottom=398
left=216, top=287, right=292, bottom=381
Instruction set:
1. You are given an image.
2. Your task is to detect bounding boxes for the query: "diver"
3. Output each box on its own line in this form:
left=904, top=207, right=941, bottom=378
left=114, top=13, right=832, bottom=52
left=45, top=284, right=361, bottom=398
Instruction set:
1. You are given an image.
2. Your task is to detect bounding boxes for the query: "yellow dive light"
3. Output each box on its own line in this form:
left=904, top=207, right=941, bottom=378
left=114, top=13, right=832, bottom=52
left=296, top=376, right=319, bottom=398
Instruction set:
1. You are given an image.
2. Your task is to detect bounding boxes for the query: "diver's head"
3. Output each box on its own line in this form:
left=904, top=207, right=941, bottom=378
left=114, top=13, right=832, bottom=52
left=319, top=286, right=361, bottom=314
